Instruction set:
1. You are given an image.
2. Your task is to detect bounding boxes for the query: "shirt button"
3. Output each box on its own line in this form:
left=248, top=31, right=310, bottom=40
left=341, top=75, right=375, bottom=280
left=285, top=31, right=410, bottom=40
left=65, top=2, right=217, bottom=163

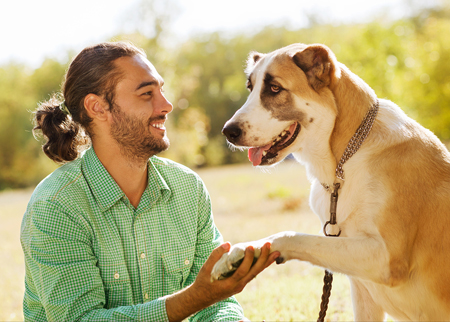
left=140, top=253, right=146, bottom=259
left=144, top=293, right=149, bottom=299
left=114, top=272, right=120, bottom=279
left=184, top=259, right=190, bottom=266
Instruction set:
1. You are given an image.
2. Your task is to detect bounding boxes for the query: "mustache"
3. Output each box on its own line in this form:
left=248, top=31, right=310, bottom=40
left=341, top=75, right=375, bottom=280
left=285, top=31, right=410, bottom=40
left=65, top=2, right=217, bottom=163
left=147, top=115, right=167, bottom=126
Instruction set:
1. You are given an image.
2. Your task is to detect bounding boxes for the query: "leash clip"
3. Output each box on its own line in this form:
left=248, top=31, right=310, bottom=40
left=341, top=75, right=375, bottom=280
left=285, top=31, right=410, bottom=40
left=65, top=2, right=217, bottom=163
left=323, top=183, right=341, bottom=237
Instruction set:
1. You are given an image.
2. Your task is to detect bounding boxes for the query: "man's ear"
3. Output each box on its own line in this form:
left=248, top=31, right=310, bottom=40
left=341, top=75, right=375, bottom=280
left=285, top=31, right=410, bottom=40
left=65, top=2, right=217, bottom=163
left=84, top=94, right=108, bottom=121
left=292, top=44, right=339, bottom=91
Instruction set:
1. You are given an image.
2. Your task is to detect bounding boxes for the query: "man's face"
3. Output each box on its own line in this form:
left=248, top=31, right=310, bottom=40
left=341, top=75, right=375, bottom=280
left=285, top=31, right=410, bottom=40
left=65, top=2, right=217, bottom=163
left=109, top=54, right=173, bottom=162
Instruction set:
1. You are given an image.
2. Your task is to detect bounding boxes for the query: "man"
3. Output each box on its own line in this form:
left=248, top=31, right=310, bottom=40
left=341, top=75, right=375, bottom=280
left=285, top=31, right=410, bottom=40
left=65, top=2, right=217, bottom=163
left=21, top=42, right=279, bottom=321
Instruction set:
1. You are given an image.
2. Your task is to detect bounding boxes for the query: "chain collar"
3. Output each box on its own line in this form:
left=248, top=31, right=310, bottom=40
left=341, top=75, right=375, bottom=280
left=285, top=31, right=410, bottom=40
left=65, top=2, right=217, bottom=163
left=322, top=99, right=379, bottom=191
left=335, top=99, right=379, bottom=180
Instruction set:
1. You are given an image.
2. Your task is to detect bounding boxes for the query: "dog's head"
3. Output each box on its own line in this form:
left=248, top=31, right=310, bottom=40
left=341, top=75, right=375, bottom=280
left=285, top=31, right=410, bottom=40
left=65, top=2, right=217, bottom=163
left=223, top=43, right=341, bottom=166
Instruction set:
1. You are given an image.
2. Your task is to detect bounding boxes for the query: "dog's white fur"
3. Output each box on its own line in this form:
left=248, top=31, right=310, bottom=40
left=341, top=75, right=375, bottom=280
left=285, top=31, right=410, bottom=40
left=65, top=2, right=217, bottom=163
left=212, top=43, right=450, bottom=320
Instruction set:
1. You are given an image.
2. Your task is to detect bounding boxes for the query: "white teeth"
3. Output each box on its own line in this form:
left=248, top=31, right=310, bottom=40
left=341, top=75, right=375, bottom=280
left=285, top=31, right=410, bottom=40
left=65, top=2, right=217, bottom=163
left=262, top=151, right=267, bottom=156
left=152, top=123, right=164, bottom=129
left=272, top=124, right=294, bottom=144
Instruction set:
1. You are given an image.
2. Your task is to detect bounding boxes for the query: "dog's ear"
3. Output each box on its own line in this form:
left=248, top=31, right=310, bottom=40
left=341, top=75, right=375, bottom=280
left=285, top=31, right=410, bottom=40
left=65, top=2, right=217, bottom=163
left=292, top=44, right=339, bottom=91
left=245, top=51, right=264, bottom=75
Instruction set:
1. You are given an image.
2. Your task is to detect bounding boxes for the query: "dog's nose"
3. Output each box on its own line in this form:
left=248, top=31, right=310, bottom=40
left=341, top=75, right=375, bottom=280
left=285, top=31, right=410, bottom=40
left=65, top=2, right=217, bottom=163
left=222, top=123, right=242, bottom=142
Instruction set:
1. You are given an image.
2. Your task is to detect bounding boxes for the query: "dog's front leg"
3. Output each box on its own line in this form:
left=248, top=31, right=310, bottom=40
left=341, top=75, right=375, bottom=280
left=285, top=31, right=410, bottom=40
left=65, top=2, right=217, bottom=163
left=349, top=277, right=385, bottom=321
left=212, top=231, right=393, bottom=286
left=210, top=232, right=307, bottom=280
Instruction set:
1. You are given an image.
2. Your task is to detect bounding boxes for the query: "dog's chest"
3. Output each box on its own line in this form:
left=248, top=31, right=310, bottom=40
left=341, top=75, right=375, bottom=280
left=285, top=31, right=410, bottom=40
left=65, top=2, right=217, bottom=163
left=309, top=183, right=331, bottom=224
left=309, top=180, right=364, bottom=233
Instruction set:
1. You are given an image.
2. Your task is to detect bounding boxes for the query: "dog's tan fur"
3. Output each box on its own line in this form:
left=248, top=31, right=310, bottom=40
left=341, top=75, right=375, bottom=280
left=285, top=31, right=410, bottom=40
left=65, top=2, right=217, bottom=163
left=212, top=43, right=450, bottom=320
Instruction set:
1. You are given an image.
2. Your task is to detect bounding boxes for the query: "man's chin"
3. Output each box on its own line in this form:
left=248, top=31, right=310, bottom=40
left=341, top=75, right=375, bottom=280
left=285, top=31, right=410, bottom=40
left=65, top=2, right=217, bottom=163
left=159, top=137, right=170, bottom=152
left=146, top=137, right=170, bottom=157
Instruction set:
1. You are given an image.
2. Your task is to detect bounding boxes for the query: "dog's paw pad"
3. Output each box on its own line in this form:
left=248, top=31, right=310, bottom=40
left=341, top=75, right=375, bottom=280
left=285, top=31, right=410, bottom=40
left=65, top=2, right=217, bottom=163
left=218, top=269, right=237, bottom=280
left=275, top=256, right=285, bottom=264
left=231, top=257, right=244, bottom=269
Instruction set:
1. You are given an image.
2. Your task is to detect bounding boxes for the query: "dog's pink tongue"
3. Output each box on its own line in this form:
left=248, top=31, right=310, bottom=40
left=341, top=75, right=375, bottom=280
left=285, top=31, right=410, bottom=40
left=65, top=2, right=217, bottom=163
left=248, top=143, right=272, bottom=166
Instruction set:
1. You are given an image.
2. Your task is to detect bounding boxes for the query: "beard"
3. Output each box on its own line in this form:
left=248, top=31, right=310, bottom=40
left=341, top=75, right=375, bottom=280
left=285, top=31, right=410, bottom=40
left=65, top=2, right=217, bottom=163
left=110, top=105, right=170, bottom=163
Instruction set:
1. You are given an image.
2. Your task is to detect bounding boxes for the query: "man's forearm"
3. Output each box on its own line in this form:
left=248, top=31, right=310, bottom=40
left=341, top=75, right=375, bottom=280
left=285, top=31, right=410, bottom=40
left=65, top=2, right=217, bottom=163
left=165, top=282, right=216, bottom=322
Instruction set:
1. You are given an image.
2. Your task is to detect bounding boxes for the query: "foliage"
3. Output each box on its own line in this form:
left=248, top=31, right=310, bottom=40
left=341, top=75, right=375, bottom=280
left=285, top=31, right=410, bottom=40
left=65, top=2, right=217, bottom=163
left=0, top=62, right=62, bottom=190
left=1, top=7, right=450, bottom=189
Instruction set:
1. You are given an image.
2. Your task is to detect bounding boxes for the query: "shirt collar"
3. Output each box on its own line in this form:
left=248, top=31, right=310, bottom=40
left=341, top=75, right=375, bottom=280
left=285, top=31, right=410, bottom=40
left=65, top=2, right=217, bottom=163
left=82, top=147, right=125, bottom=212
left=82, top=147, right=171, bottom=212
left=146, top=156, right=171, bottom=204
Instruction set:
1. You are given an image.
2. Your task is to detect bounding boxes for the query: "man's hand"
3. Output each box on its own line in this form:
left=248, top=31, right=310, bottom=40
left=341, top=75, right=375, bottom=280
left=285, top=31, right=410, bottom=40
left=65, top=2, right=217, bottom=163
left=197, top=242, right=279, bottom=299
left=165, top=242, right=280, bottom=322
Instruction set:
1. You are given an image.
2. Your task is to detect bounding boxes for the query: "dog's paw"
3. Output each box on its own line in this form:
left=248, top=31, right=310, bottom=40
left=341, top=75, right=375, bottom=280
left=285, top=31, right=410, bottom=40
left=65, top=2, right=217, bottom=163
left=211, top=244, right=248, bottom=281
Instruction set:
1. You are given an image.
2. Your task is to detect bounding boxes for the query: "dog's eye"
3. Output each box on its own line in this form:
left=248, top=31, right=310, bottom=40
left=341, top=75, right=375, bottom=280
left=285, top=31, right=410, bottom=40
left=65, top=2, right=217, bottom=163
left=271, top=85, right=280, bottom=93
left=246, top=82, right=253, bottom=92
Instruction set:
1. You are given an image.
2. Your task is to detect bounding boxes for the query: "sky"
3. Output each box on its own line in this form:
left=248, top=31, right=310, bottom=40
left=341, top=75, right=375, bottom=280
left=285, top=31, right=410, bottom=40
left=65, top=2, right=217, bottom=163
left=0, top=0, right=436, bottom=68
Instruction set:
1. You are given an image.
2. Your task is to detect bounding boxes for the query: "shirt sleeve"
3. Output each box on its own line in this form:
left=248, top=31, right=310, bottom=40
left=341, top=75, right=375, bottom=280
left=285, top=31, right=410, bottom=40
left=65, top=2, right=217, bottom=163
left=21, top=199, right=170, bottom=322
left=184, top=177, right=246, bottom=322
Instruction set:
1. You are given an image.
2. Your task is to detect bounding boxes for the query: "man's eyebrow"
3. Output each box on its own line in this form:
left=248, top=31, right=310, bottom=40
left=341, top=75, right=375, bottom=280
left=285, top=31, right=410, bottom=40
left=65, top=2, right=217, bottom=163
left=135, top=80, right=161, bottom=91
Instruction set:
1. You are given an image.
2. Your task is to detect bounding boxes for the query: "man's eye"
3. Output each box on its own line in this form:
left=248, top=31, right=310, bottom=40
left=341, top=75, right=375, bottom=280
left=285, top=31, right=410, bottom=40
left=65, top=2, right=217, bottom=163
left=271, top=85, right=280, bottom=93
left=144, top=91, right=152, bottom=96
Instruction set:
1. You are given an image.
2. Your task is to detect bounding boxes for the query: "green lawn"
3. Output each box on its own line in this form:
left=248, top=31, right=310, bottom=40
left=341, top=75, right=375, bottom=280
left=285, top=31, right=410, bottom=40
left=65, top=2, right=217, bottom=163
left=0, top=160, right=354, bottom=321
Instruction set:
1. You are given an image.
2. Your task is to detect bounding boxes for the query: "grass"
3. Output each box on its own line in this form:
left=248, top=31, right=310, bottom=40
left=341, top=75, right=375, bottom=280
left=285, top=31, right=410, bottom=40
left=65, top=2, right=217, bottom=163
left=0, top=160, right=354, bottom=321
left=0, top=189, right=34, bottom=321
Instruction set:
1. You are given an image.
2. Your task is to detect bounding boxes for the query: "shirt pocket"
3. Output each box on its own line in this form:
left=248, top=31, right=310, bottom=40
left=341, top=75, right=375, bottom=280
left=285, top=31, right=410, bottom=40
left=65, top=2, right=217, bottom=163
left=98, top=261, right=133, bottom=309
left=161, top=247, right=195, bottom=296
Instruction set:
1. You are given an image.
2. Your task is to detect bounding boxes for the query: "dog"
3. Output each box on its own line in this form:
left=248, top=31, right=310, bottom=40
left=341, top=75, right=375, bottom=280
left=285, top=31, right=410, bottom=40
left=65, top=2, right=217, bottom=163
left=211, top=43, right=450, bottom=320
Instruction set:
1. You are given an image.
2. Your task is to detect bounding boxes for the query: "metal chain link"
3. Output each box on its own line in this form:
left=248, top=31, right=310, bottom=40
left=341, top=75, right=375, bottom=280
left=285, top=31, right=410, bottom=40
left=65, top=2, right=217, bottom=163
left=335, top=99, right=379, bottom=180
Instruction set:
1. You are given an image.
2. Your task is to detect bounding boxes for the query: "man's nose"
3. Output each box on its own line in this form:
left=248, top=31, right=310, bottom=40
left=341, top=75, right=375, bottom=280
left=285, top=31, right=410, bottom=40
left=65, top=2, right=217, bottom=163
left=156, top=90, right=173, bottom=114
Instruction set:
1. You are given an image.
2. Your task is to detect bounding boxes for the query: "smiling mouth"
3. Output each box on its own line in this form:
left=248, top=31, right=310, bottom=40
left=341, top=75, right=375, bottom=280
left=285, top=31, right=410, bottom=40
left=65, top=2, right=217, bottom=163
left=248, top=122, right=301, bottom=166
left=151, top=122, right=165, bottom=130
left=149, top=116, right=167, bottom=131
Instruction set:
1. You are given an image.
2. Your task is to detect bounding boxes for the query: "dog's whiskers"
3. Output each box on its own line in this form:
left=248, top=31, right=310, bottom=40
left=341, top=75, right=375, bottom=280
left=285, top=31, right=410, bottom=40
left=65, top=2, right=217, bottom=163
left=226, top=142, right=249, bottom=152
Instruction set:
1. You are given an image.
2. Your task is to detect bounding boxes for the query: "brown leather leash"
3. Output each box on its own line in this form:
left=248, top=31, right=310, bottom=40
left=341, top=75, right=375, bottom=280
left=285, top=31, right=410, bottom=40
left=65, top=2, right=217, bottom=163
left=317, top=183, right=341, bottom=322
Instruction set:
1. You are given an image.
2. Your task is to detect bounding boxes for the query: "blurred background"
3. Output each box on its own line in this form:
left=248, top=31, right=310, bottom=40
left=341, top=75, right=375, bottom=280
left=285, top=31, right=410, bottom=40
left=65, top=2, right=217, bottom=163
left=1, top=0, right=449, bottom=186
left=1, top=0, right=449, bottom=320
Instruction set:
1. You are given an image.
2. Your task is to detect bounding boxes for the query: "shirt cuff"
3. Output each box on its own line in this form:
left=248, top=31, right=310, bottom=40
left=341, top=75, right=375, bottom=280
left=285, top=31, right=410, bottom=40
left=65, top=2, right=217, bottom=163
left=137, top=297, right=169, bottom=322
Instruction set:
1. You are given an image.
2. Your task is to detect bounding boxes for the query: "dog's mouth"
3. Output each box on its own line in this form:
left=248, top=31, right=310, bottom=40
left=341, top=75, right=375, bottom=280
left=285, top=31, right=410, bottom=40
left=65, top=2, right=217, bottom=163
left=248, top=122, right=301, bottom=166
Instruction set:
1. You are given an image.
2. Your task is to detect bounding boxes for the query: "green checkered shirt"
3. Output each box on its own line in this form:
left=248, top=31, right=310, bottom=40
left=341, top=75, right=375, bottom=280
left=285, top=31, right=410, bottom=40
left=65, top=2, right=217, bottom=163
left=21, top=147, right=244, bottom=321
